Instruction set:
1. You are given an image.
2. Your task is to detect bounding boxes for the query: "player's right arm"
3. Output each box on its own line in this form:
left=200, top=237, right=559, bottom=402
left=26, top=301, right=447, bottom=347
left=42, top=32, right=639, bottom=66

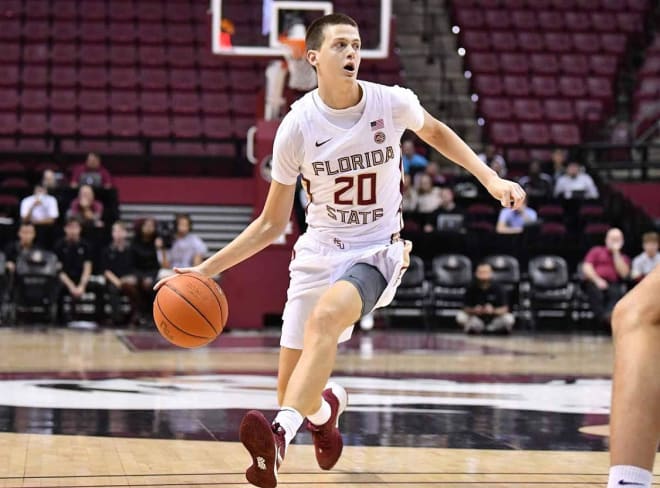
left=154, top=114, right=301, bottom=289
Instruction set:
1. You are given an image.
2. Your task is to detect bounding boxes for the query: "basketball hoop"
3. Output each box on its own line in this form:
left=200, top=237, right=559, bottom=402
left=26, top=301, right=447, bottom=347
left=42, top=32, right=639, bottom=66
left=279, top=36, right=306, bottom=60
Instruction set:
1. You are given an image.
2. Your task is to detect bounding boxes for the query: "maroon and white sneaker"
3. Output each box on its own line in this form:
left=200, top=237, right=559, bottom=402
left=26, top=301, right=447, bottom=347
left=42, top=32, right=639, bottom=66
left=239, top=410, right=286, bottom=488
left=306, top=382, right=348, bottom=471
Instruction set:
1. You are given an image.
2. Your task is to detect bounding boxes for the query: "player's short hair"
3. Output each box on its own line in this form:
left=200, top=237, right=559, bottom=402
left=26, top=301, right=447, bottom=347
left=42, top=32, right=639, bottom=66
left=305, top=13, right=358, bottom=51
left=642, top=231, right=658, bottom=244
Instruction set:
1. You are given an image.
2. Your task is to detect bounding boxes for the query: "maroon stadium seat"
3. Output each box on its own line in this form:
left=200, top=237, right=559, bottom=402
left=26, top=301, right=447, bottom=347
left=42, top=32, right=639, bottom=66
left=171, top=92, right=201, bottom=115
left=79, top=44, right=108, bottom=66
left=0, top=177, right=31, bottom=198
left=626, top=0, right=650, bottom=11
left=587, top=76, right=613, bottom=98
left=512, top=10, right=538, bottom=30
left=602, top=0, right=627, bottom=11
left=109, top=67, right=139, bottom=89
left=517, top=32, right=545, bottom=53
left=136, top=23, right=165, bottom=45
left=0, top=113, right=17, bottom=135
left=200, top=93, right=231, bottom=116
left=165, top=2, right=193, bottom=23
left=0, top=89, right=18, bottom=111
left=480, top=99, right=514, bottom=121
left=109, top=91, right=138, bottom=114
left=485, top=9, right=512, bottom=30
left=0, top=43, right=20, bottom=63
left=108, top=22, right=136, bottom=44
left=136, top=2, right=163, bottom=22
left=199, top=69, right=231, bottom=92
left=81, top=1, right=107, bottom=20
left=559, top=76, right=587, bottom=97
left=503, top=0, right=527, bottom=7
left=19, top=114, right=48, bottom=136
left=538, top=11, right=564, bottom=31
left=231, top=93, right=258, bottom=117
left=232, top=116, right=256, bottom=138
left=491, top=31, right=518, bottom=51
left=110, top=114, right=140, bottom=137
left=589, top=12, right=618, bottom=32
left=520, top=122, right=551, bottom=145
left=79, top=67, right=108, bottom=89
left=551, top=123, right=581, bottom=145
left=461, top=31, right=491, bottom=52
left=544, top=99, right=575, bottom=121
left=53, top=0, right=77, bottom=20
left=79, top=22, right=107, bottom=43
left=560, top=54, right=589, bottom=75
left=21, top=89, right=49, bottom=112
left=544, top=32, right=573, bottom=53
left=454, top=9, right=485, bottom=29
left=49, top=113, right=77, bottom=136
left=575, top=99, right=605, bottom=121
left=140, top=91, right=169, bottom=115
left=167, top=24, right=195, bottom=46
left=138, top=45, right=167, bottom=67
left=527, top=0, right=553, bottom=7
left=500, top=53, right=530, bottom=74
left=50, top=89, right=77, bottom=113
left=0, top=66, right=19, bottom=88
left=51, top=21, right=78, bottom=43
left=575, top=0, right=600, bottom=9
left=140, top=68, right=169, bottom=90
left=228, top=70, right=262, bottom=93
left=108, top=0, right=135, bottom=21
left=21, top=66, right=49, bottom=88
left=170, top=69, right=198, bottom=91
left=51, top=67, right=78, bottom=88
left=203, top=117, right=233, bottom=139
left=23, top=44, right=49, bottom=65
left=513, top=99, right=544, bottom=121
left=503, top=75, right=530, bottom=96
left=22, top=20, right=50, bottom=42
left=173, top=117, right=202, bottom=138
left=564, top=11, right=591, bottom=31
left=473, top=75, right=504, bottom=96
left=589, top=54, right=619, bottom=76
left=52, top=43, right=78, bottom=65
left=639, top=56, right=660, bottom=77
left=530, top=53, right=559, bottom=75
left=167, top=46, right=197, bottom=68
left=616, top=12, right=643, bottom=34
left=467, top=53, right=499, bottom=74
left=109, top=45, right=136, bottom=67
left=573, top=33, right=601, bottom=54
left=551, top=0, right=576, bottom=8
left=141, top=116, right=171, bottom=138
left=601, top=33, right=627, bottom=54
left=538, top=204, right=565, bottom=222
left=78, top=90, right=108, bottom=113
left=78, top=114, right=109, bottom=137
left=0, top=21, right=21, bottom=43
left=489, top=122, right=521, bottom=145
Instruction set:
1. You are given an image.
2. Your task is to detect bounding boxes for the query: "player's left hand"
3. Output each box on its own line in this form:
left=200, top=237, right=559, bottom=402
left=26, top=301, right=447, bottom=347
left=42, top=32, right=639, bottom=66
left=485, top=177, right=526, bottom=210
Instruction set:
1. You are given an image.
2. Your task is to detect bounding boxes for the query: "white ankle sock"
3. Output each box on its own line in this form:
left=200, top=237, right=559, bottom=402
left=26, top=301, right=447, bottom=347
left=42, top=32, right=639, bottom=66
left=608, top=465, right=653, bottom=488
left=273, top=407, right=304, bottom=448
left=307, top=398, right=331, bottom=426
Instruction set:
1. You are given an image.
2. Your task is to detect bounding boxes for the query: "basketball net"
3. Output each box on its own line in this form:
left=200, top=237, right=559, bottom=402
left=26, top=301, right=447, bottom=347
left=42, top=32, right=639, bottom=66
left=280, top=35, right=317, bottom=92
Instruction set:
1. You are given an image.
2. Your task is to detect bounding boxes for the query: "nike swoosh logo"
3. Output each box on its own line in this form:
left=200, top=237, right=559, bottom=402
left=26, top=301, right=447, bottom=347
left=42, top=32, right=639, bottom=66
left=315, top=138, right=332, bottom=147
left=618, top=481, right=644, bottom=486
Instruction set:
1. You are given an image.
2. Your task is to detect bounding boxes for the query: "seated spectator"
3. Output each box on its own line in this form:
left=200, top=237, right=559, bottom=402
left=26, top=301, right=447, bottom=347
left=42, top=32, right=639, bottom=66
left=20, top=183, right=60, bottom=248
left=456, top=263, right=515, bottom=334
left=416, top=174, right=442, bottom=216
left=402, top=139, right=428, bottom=175
left=518, top=160, right=553, bottom=202
left=496, top=199, right=538, bottom=234
left=41, top=169, right=64, bottom=192
left=554, top=161, right=599, bottom=200
left=70, top=152, right=113, bottom=189
left=166, top=213, right=208, bottom=270
left=631, top=231, right=660, bottom=281
left=551, top=148, right=567, bottom=181
left=54, top=217, right=93, bottom=323
left=582, top=227, right=630, bottom=324
left=131, top=217, right=167, bottom=321
left=101, top=221, right=140, bottom=326
left=4, top=223, right=39, bottom=275
left=478, top=144, right=507, bottom=177
left=67, top=185, right=104, bottom=228
left=428, top=187, right=465, bottom=232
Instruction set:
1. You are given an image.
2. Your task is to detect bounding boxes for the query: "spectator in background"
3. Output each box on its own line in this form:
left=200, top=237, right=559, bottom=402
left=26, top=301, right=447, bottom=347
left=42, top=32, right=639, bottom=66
left=54, top=217, right=93, bottom=324
left=428, top=186, right=465, bottom=232
left=401, top=139, right=428, bottom=175
left=402, top=174, right=418, bottom=213
left=101, top=221, right=140, bottom=326
left=414, top=160, right=446, bottom=188
left=67, top=185, right=104, bottom=228
left=551, top=148, right=568, bottom=181
left=4, top=223, right=39, bottom=275
left=41, top=169, right=63, bottom=192
left=416, top=174, right=442, bottom=214
left=456, top=263, right=515, bottom=334
left=631, top=231, right=660, bottom=281
left=554, top=161, right=599, bottom=200
left=496, top=199, right=538, bottom=234
left=70, top=152, right=113, bottom=189
left=518, top=160, right=553, bottom=202
left=166, top=214, right=208, bottom=270
left=582, top=227, right=630, bottom=325
left=131, top=217, right=167, bottom=321
left=20, top=183, right=59, bottom=248
left=478, top=144, right=507, bottom=177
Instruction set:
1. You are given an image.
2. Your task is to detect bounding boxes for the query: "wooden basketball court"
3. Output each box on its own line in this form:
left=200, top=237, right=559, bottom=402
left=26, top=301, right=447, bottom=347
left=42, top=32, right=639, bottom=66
left=0, top=328, right=657, bottom=487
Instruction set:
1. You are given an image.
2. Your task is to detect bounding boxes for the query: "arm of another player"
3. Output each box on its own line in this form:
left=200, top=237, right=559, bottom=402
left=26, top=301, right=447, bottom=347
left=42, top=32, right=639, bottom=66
left=153, top=181, right=296, bottom=289
left=415, top=110, right=526, bottom=209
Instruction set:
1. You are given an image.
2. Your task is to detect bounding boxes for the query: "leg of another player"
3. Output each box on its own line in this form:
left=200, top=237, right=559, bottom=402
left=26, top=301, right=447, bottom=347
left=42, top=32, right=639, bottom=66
left=607, top=266, right=660, bottom=488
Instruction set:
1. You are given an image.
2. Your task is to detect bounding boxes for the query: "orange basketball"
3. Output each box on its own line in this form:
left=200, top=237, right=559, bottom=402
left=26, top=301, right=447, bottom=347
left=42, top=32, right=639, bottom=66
left=153, top=272, right=228, bottom=348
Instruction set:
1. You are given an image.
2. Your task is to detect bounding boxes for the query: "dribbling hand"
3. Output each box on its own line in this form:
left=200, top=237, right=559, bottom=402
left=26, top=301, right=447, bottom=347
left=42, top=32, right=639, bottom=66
left=153, top=265, right=206, bottom=291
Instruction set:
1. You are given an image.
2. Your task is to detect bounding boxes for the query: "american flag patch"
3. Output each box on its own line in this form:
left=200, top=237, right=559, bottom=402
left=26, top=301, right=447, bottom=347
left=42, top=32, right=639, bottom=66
left=370, top=119, right=384, bottom=131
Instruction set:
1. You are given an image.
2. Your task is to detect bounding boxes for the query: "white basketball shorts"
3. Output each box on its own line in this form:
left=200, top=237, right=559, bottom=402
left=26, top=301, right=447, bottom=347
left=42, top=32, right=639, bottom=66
left=280, top=228, right=410, bottom=350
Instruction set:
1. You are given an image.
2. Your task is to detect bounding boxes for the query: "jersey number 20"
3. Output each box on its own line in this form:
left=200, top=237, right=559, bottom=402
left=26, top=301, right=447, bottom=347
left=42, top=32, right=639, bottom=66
left=334, top=173, right=376, bottom=205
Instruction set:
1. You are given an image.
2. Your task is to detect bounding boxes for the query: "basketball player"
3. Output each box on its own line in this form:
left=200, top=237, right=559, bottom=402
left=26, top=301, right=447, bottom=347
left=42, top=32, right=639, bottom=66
left=156, top=14, right=525, bottom=488
left=607, top=265, right=660, bottom=488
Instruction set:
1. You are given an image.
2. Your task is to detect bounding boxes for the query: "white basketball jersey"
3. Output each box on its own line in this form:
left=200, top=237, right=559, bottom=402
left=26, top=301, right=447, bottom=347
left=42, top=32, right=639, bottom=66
left=291, top=81, right=404, bottom=243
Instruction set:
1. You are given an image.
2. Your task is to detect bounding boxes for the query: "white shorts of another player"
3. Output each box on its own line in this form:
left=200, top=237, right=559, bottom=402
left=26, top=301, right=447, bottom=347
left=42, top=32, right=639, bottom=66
left=280, top=227, right=409, bottom=350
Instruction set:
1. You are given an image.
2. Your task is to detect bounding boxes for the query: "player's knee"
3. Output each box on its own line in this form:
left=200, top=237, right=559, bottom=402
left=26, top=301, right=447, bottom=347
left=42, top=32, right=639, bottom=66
left=306, top=303, right=344, bottom=341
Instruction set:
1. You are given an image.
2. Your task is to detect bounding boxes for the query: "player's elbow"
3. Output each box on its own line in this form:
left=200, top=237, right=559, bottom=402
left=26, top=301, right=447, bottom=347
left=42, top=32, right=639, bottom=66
left=256, top=213, right=289, bottom=240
